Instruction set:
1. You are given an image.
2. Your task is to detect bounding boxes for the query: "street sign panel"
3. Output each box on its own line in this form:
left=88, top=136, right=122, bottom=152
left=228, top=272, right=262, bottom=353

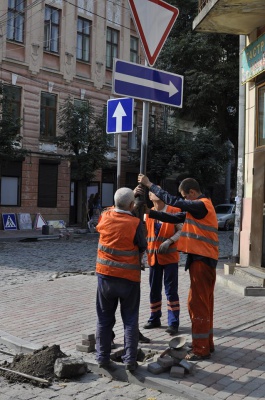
left=113, top=59, right=183, bottom=108
left=106, top=97, right=134, bottom=134
left=128, top=0, right=179, bottom=66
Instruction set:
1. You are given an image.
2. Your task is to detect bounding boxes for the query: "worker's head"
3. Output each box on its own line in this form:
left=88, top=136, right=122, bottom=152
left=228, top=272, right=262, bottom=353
left=149, top=186, right=163, bottom=203
left=178, top=178, right=201, bottom=200
left=114, top=187, right=135, bottom=211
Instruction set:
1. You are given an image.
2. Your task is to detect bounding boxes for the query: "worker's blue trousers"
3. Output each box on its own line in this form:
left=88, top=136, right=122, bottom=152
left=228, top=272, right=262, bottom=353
left=96, top=274, right=140, bottom=365
left=148, top=260, right=180, bottom=327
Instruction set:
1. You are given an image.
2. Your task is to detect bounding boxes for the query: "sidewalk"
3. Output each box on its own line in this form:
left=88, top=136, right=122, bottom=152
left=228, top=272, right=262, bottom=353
left=0, top=230, right=265, bottom=399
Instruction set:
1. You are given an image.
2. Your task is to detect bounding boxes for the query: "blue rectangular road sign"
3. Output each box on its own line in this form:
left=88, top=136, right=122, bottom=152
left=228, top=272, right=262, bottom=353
left=113, top=59, right=183, bottom=108
left=107, top=97, right=134, bottom=134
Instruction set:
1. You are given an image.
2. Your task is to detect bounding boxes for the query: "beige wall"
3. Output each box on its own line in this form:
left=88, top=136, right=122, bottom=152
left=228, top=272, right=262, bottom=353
left=240, top=27, right=265, bottom=268
left=0, top=0, right=147, bottom=225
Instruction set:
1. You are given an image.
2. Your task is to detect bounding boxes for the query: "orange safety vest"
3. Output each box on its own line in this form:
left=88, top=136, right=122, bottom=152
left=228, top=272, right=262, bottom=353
left=177, top=198, right=219, bottom=260
left=96, top=209, right=141, bottom=282
left=145, top=205, right=181, bottom=266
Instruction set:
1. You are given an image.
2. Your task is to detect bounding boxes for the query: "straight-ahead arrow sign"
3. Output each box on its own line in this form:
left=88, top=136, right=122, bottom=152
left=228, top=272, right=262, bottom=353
left=112, top=102, right=127, bottom=132
left=106, top=97, right=134, bottom=134
left=113, top=59, right=184, bottom=108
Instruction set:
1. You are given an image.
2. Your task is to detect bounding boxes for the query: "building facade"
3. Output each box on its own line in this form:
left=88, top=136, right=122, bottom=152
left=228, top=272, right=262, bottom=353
left=193, top=0, right=265, bottom=269
left=0, top=0, right=148, bottom=227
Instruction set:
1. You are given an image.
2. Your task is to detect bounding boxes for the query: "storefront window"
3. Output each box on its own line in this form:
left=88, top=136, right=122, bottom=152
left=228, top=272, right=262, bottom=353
left=257, top=85, right=265, bottom=147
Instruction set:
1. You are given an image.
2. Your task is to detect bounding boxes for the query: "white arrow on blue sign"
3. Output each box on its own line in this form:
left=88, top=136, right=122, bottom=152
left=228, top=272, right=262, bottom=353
left=113, top=59, right=184, bottom=108
left=106, top=97, right=134, bottom=134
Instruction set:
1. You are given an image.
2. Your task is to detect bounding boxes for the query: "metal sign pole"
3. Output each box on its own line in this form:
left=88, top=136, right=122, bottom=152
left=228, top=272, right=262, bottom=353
left=140, top=100, right=149, bottom=175
left=117, top=132, right=121, bottom=189
left=136, top=61, right=150, bottom=221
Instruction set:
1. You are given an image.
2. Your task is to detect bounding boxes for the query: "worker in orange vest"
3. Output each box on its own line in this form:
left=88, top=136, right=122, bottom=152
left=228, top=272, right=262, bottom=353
left=138, top=175, right=218, bottom=361
left=96, top=187, right=147, bottom=372
left=143, top=189, right=182, bottom=336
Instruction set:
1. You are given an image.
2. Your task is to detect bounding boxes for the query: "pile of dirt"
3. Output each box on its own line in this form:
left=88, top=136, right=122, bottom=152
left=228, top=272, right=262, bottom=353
left=0, top=344, right=67, bottom=387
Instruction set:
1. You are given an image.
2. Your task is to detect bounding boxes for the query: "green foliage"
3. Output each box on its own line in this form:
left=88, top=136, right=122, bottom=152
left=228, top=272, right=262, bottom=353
left=0, top=84, right=25, bottom=159
left=156, top=0, right=239, bottom=149
left=57, top=97, right=110, bottom=182
left=134, top=110, right=231, bottom=189
left=175, top=128, right=232, bottom=190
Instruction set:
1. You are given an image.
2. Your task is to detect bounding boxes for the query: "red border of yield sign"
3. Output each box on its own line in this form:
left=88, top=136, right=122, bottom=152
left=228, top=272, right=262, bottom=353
left=128, top=0, right=179, bottom=66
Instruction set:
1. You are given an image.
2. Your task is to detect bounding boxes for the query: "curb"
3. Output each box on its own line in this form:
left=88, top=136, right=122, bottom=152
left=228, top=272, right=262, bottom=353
left=0, top=330, right=42, bottom=354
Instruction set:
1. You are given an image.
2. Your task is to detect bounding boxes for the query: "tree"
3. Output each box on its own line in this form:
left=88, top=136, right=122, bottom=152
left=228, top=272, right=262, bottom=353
left=174, top=128, right=232, bottom=192
left=156, top=0, right=239, bottom=149
left=0, top=83, right=25, bottom=159
left=57, top=97, right=110, bottom=227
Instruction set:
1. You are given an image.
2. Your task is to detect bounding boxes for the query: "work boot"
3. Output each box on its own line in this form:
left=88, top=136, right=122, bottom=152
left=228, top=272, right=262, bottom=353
left=125, top=362, right=138, bottom=372
left=98, top=360, right=117, bottom=371
left=143, top=320, right=161, bottom=329
left=165, top=325, right=179, bottom=335
left=138, top=331, right=150, bottom=343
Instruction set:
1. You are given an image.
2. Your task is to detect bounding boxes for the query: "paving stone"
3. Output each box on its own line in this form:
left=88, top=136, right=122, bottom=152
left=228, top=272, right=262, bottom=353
left=76, top=343, right=95, bottom=353
left=178, top=359, right=194, bottom=373
left=157, top=355, right=174, bottom=368
left=82, top=333, right=96, bottom=341
left=0, top=232, right=265, bottom=400
left=54, top=357, right=87, bottom=378
left=169, top=365, right=185, bottom=378
left=147, top=362, right=166, bottom=374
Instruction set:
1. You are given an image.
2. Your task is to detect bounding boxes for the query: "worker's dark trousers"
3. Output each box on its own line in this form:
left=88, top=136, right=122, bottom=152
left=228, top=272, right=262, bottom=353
left=188, top=260, right=216, bottom=356
left=148, top=260, right=180, bottom=327
left=96, top=274, right=140, bottom=365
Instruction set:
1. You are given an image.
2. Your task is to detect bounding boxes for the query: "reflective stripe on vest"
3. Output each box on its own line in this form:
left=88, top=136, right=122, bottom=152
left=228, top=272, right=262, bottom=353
left=96, top=209, right=141, bottom=282
left=96, top=256, right=140, bottom=271
left=98, top=243, right=139, bottom=257
left=146, top=205, right=181, bottom=266
left=177, top=198, right=218, bottom=260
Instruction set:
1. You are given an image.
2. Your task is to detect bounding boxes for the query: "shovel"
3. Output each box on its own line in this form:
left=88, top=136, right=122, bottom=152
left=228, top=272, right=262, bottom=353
left=160, top=335, right=186, bottom=358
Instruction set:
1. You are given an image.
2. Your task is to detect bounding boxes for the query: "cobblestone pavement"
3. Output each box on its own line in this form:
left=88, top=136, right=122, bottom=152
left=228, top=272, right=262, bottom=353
left=0, top=231, right=232, bottom=287
left=3, top=231, right=264, bottom=400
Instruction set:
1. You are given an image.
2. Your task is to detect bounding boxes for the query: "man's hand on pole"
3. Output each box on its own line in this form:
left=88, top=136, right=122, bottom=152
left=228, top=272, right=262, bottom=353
left=138, top=174, right=152, bottom=188
left=133, top=185, right=144, bottom=197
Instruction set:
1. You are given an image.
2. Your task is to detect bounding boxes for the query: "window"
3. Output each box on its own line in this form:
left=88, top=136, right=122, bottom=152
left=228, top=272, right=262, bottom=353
left=40, top=92, right=57, bottom=138
left=257, top=84, right=265, bottom=147
left=77, top=17, right=91, bottom=62
left=130, top=36, right=139, bottom=63
left=38, top=160, right=59, bottom=207
left=108, top=133, right=115, bottom=147
left=7, top=0, right=25, bottom=43
left=2, top=85, right=21, bottom=132
left=74, top=99, right=87, bottom=108
left=0, top=160, right=22, bottom=206
left=150, top=114, right=156, bottom=130
left=44, top=6, right=60, bottom=53
left=106, top=27, right=119, bottom=69
left=128, top=111, right=138, bottom=150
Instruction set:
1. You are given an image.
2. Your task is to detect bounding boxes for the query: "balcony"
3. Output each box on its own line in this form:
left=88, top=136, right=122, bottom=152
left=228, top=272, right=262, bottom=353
left=193, top=0, right=265, bottom=35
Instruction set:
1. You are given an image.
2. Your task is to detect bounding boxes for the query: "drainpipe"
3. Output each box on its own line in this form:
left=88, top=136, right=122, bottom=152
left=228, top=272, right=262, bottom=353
left=232, top=35, right=246, bottom=264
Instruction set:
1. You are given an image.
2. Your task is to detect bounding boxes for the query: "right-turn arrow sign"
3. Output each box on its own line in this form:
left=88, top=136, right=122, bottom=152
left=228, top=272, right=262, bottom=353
left=113, top=59, right=184, bottom=108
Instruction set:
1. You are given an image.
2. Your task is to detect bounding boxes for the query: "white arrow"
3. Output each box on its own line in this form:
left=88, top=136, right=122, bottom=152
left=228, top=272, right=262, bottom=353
left=112, top=102, right=127, bottom=132
left=115, top=72, right=178, bottom=98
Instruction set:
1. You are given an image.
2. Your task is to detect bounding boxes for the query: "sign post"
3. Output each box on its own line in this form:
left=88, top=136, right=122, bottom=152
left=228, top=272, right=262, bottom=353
left=106, top=98, right=134, bottom=188
left=126, top=0, right=180, bottom=219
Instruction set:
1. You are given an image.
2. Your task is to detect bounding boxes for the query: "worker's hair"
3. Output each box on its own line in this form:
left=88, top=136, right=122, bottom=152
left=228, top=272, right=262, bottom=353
left=179, top=178, right=201, bottom=194
left=114, top=187, right=135, bottom=210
